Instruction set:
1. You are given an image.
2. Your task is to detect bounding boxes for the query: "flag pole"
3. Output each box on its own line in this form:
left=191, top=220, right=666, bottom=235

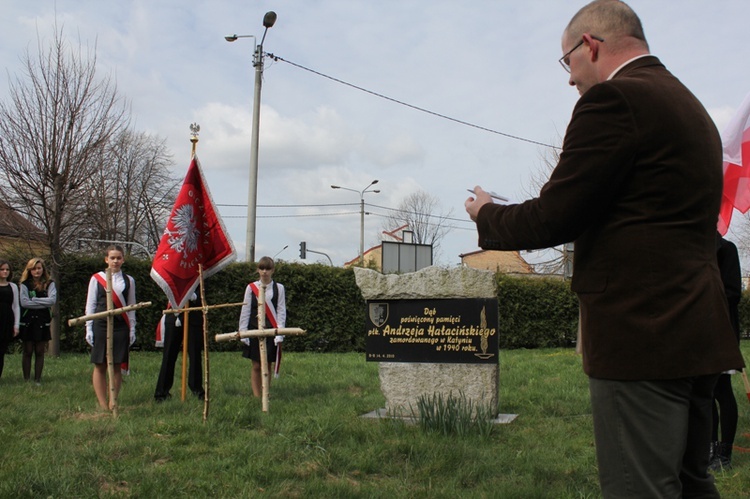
left=150, top=121, right=239, bottom=420
left=180, top=123, right=201, bottom=402
left=181, top=310, right=188, bottom=401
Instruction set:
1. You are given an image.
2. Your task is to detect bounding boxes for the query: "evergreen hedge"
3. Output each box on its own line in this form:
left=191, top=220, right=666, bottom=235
left=53, top=255, right=367, bottom=354
left=11, top=252, right=746, bottom=352
left=496, top=274, right=579, bottom=349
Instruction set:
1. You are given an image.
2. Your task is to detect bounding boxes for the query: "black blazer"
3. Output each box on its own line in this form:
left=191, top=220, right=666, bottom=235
left=476, top=56, right=744, bottom=379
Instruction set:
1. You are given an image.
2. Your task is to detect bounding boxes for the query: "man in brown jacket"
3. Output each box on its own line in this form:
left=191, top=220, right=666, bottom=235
left=465, top=1, right=744, bottom=497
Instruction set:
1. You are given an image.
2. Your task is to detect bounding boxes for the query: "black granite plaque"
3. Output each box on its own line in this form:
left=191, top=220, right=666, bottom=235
left=365, top=298, right=498, bottom=363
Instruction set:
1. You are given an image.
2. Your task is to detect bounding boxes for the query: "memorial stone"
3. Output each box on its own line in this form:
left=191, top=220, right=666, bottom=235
left=355, top=266, right=499, bottom=417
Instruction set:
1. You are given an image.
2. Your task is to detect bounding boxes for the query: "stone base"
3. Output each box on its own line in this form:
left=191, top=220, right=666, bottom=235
left=379, top=362, right=498, bottom=417
left=360, top=408, right=517, bottom=424
left=355, top=266, right=504, bottom=421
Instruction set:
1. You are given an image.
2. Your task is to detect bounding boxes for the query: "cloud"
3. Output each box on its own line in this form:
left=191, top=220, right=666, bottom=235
left=189, top=101, right=425, bottom=176
left=4, top=0, right=750, bottom=266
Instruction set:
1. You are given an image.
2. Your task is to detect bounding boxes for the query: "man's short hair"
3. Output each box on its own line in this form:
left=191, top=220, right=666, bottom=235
left=566, top=0, right=648, bottom=50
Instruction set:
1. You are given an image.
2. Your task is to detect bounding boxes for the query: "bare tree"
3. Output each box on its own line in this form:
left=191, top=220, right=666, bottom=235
left=382, top=190, right=453, bottom=260
left=0, top=27, right=129, bottom=355
left=79, top=129, right=177, bottom=256
left=522, top=148, right=559, bottom=198
left=520, top=145, right=574, bottom=276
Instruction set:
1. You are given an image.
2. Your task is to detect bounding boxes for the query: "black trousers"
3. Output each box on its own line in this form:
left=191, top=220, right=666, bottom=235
left=0, top=337, right=9, bottom=378
left=712, top=373, right=738, bottom=444
left=154, top=320, right=203, bottom=399
left=589, top=374, right=720, bottom=499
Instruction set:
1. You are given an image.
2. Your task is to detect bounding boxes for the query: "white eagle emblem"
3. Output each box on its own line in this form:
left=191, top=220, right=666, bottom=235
left=165, top=204, right=200, bottom=257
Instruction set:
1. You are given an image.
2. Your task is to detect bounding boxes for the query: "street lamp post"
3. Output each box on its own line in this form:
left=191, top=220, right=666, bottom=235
left=331, top=180, right=380, bottom=266
left=225, top=11, right=277, bottom=263
left=273, top=244, right=288, bottom=259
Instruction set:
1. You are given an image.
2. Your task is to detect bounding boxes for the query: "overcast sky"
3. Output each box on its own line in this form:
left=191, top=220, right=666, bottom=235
left=2, top=1, right=749, bottom=266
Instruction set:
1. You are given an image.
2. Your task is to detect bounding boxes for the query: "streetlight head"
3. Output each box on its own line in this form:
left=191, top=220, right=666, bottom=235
left=263, top=11, right=277, bottom=28
left=330, top=185, right=340, bottom=189
left=373, top=190, right=381, bottom=194
left=371, top=179, right=379, bottom=185
left=225, top=34, right=239, bottom=42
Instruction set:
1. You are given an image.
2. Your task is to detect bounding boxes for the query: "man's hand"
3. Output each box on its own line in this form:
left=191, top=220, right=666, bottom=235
left=465, top=185, right=493, bottom=221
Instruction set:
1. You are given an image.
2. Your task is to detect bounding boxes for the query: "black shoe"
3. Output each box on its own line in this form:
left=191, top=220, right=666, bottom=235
left=708, top=442, right=733, bottom=472
left=709, top=441, right=718, bottom=463
left=154, top=393, right=172, bottom=403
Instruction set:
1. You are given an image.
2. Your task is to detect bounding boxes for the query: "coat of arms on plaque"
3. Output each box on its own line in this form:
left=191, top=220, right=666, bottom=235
left=369, top=302, right=389, bottom=327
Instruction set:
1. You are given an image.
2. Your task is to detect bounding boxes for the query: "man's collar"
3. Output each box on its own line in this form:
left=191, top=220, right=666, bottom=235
left=606, top=54, right=652, bottom=80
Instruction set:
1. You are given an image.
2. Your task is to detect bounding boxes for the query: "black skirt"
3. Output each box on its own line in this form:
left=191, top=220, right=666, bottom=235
left=20, top=310, right=51, bottom=342
left=90, top=320, right=129, bottom=365
left=241, top=337, right=277, bottom=363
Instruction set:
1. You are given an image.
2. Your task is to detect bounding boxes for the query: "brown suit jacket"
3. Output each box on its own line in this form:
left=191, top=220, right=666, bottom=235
left=476, top=56, right=745, bottom=379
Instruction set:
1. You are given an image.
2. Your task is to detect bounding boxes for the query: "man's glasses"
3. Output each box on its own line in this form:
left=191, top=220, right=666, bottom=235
left=559, top=36, right=604, bottom=73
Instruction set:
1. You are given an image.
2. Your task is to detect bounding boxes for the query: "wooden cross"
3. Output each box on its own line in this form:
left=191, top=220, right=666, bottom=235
left=215, top=282, right=306, bottom=412
left=160, top=264, right=246, bottom=421
left=67, top=269, right=152, bottom=418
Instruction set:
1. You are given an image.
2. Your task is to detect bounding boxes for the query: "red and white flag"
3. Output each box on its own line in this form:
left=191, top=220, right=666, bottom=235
left=718, top=92, right=750, bottom=235
left=151, top=155, right=236, bottom=308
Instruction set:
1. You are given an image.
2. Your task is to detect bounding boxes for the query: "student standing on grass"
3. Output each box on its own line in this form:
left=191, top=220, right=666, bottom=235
left=85, top=245, right=136, bottom=410
left=465, top=1, right=744, bottom=496
left=154, top=292, right=205, bottom=402
left=239, top=256, right=285, bottom=398
left=0, top=260, right=20, bottom=380
left=19, top=257, right=57, bottom=385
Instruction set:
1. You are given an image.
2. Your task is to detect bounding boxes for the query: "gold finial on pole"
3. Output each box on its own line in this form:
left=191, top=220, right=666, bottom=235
left=190, top=122, right=200, bottom=157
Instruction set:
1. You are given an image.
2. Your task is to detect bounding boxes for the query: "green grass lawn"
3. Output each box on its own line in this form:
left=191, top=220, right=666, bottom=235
left=0, top=345, right=748, bottom=498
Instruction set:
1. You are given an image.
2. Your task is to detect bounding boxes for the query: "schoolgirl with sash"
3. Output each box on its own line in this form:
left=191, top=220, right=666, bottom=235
left=84, top=245, right=136, bottom=410
left=238, top=256, right=286, bottom=398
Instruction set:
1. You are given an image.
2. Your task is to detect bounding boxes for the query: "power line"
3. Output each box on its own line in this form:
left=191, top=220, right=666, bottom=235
left=217, top=202, right=356, bottom=208
left=267, top=52, right=560, bottom=150
left=219, top=201, right=475, bottom=224
left=218, top=201, right=477, bottom=226
left=223, top=211, right=362, bottom=219
left=367, top=202, right=475, bottom=225
left=364, top=211, right=477, bottom=232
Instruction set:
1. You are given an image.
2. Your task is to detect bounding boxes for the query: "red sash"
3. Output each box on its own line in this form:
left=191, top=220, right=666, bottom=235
left=93, top=272, right=131, bottom=327
left=250, top=282, right=279, bottom=328
left=93, top=271, right=132, bottom=373
left=250, top=282, right=282, bottom=375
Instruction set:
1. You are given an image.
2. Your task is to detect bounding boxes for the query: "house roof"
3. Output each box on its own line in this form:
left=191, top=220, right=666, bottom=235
left=343, top=244, right=381, bottom=268
left=460, top=248, right=533, bottom=273
left=0, top=200, right=46, bottom=241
